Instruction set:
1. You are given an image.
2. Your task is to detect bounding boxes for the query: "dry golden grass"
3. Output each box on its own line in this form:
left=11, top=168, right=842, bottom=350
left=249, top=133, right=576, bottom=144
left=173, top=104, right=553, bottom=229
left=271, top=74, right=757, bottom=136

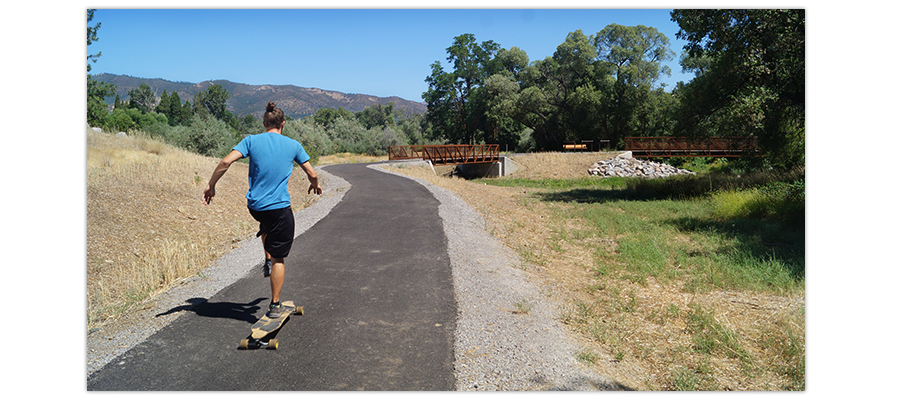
left=386, top=151, right=805, bottom=391
left=317, top=152, right=387, bottom=165
left=505, top=151, right=622, bottom=179
left=86, top=129, right=316, bottom=329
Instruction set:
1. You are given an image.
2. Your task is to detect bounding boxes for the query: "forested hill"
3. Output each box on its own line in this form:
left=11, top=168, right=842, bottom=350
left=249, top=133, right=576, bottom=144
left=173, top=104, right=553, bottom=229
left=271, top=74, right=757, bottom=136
left=92, top=73, right=427, bottom=118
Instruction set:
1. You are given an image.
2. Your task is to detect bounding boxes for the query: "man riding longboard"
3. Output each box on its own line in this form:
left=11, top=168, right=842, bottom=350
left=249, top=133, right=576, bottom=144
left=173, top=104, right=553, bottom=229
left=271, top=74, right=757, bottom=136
left=202, top=101, right=322, bottom=323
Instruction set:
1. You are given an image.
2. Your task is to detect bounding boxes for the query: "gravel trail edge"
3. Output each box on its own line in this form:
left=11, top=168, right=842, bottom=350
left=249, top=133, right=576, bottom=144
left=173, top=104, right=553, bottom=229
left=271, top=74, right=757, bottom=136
left=372, top=163, right=616, bottom=391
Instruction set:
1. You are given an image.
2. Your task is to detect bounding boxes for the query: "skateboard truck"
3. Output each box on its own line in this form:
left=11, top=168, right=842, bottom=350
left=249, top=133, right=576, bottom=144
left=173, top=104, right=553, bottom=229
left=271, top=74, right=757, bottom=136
left=239, top=337, right=278, bottom=350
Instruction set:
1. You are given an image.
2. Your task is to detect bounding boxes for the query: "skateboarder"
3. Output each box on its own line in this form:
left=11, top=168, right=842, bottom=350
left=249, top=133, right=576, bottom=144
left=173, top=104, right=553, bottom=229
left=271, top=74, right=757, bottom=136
left=202, top=102, right=322, bottom=318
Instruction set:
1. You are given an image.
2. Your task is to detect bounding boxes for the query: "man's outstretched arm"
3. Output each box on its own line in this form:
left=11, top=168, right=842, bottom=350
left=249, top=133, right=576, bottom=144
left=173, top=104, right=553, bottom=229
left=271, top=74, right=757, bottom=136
left=300, top=161, right=322, bottom=195
left=202, top=149, right=244, bottom=205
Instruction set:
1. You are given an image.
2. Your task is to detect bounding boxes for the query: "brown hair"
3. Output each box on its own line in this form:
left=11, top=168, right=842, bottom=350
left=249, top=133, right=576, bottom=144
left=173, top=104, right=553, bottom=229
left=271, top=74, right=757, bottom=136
left=263, top=102, right=285, bottom=129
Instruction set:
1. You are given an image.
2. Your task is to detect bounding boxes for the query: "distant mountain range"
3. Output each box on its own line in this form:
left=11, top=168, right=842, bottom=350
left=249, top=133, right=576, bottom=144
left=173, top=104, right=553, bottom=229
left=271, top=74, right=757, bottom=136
left=91, top=73, right=427, bottom=118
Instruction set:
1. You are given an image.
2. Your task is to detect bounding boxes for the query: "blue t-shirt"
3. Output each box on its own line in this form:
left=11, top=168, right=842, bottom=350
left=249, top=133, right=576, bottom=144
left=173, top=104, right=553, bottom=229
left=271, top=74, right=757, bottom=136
left=232, top=132, right=311, bottom=211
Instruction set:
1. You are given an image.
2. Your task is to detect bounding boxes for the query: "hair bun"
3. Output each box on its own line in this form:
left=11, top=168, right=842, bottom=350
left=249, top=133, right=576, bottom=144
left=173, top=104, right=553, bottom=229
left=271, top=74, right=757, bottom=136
left=266, top=102, right=277, bottom=112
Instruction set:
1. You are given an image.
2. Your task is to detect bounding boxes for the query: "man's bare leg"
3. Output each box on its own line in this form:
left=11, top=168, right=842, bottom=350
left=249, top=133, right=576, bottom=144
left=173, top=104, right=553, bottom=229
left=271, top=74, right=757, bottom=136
left=260, top=234, right=274, bottom=277
left=270, top=257, right=285, bottom=304
left=261, top=233, right=272, bottom=261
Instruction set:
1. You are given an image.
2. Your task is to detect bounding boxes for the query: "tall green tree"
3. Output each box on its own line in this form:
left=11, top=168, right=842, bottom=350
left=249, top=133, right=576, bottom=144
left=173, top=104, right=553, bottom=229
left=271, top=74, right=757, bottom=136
left=314, top=107, right=356, bottom=129
left=236, top=114, right=262, bottom=134
left=481, top=46, right=531, bottom=148
left=632, top=87, right=679, bottom=138
left=88, top=79, right=116, bottom=127
left=671, top=9, right=805, bottom=168
left=113, top=93, right=125, bottom=110
left=396, top=112, right=431, bottom=145
left=423, top=33, right=502, bottom=144
left=595, top=24, right=675, bottom=87
left=356, top=102, right=398, bottom=130
left=593, top=24, right=676, bottom=146
left=128, top=83, right=156, bottom=114
left=508, top=29, right=604, bottom=149
left=547, top=30, right=608, bottom=146
left=169, top=91, right=187, bottom=126
left=193, top=83, right=236, bottom=127
left=153, top=90, right=189, bottom=126
left=86, top=9, right=115, bottom=127
left=482, top=25, right=675, bottom=150
left=86, top=9, right=102, bottom=73
left=178, top=99, right=194, bottom=125
left=156, top=90, right=171, bottom=118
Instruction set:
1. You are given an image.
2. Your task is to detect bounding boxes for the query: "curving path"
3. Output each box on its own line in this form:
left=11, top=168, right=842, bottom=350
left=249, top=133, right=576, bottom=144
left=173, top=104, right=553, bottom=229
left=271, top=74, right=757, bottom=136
left=87, top=163, right=457, bottom=390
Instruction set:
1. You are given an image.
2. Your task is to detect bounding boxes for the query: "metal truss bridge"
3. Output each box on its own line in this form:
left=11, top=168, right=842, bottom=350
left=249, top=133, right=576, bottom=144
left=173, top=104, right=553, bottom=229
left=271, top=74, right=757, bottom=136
left=388, top=144, right=500, bottom=166
left=625, top=137, right=762, bottom=158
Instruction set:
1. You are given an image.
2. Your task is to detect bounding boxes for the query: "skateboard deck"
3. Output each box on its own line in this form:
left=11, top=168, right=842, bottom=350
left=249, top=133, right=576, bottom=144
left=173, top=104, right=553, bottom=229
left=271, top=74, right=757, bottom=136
left=239, top=300, right=304, bottom=350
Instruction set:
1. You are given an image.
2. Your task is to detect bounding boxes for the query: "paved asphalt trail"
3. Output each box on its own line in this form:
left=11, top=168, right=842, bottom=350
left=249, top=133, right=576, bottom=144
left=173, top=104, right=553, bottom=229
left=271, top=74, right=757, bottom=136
left=87, top=163, right=457, bottom=390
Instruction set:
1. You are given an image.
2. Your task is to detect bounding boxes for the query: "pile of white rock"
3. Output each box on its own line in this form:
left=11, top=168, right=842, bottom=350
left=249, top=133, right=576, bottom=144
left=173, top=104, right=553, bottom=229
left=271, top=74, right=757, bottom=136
left=588, top=156, right=695, bottom=179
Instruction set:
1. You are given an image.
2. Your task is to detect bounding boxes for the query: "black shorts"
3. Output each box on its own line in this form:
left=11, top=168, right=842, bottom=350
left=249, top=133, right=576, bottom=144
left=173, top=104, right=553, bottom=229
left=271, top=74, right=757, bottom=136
left=248, top=206, right=295, bottom=259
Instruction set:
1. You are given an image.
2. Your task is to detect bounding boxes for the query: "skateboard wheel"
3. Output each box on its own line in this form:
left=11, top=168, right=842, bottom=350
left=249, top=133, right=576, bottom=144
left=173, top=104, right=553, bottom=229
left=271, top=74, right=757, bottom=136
left=296, top=306, right=304, bottom=315
left=239, top=339, right=250, bottom=350
left=268, top=339, right=279, bottom=350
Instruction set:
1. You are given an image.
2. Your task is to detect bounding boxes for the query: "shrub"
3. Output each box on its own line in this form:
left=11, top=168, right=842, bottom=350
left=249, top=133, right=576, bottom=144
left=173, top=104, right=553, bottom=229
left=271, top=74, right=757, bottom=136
left=624, top=166, right=804, bottom=201
left=103, top=108, right=169, bottom=133
left=516, top=128, right=536, bottom=153
left=284, top=119, right=332, bottom=162
left=709, top=178, right=804, bottom=226
left=104, top=108, right=136, bottom=132
left=328, top=117, right=382, bottom=155
left=380, top=126, right=410, bottom=152
left=183, top=116, right=240, bottom=158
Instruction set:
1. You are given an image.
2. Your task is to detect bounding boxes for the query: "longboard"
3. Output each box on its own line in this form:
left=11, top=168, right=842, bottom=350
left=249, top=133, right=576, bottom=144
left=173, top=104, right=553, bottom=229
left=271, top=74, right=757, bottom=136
left=239, top=300, right=304, bottom=350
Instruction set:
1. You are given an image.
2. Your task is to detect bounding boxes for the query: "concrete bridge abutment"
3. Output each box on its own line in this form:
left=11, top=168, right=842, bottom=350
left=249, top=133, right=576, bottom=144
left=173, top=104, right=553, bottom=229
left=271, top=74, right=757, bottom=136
left=455, top=156, right=522, bottom=178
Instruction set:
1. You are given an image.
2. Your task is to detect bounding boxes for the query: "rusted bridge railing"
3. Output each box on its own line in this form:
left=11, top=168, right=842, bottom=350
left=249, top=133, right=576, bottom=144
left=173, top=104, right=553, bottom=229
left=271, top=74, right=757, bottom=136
left=625, top=137, right=762, bottom=158
left=388, top=144, right=500, bottom=166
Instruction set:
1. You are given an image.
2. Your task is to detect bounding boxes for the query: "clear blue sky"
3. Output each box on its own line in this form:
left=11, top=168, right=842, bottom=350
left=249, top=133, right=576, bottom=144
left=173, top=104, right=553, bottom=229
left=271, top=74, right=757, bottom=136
left=90, top=8, right=695, bottom=103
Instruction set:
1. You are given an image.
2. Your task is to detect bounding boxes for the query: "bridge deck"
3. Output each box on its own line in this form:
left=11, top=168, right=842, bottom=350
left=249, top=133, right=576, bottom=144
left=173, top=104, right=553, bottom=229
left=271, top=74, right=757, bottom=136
left=625, top=137, right=762, bottom=158
left=389, top=144, right=500, bottom=166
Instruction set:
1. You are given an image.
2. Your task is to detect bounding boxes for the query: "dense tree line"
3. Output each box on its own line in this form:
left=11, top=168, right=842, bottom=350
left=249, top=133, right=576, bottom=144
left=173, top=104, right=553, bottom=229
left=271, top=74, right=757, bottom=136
left=89, top=79, right=437, bottom=160
left=670, top=9, right=804, bottom=168
left=424, top=25, right=678, bottom=152
left=423, top=10, right=804, bottom=168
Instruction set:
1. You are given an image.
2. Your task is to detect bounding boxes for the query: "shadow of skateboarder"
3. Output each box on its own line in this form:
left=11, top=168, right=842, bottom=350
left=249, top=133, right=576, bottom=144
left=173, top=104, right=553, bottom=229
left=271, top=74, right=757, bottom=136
left=156, top=297, right=267, bottom=324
